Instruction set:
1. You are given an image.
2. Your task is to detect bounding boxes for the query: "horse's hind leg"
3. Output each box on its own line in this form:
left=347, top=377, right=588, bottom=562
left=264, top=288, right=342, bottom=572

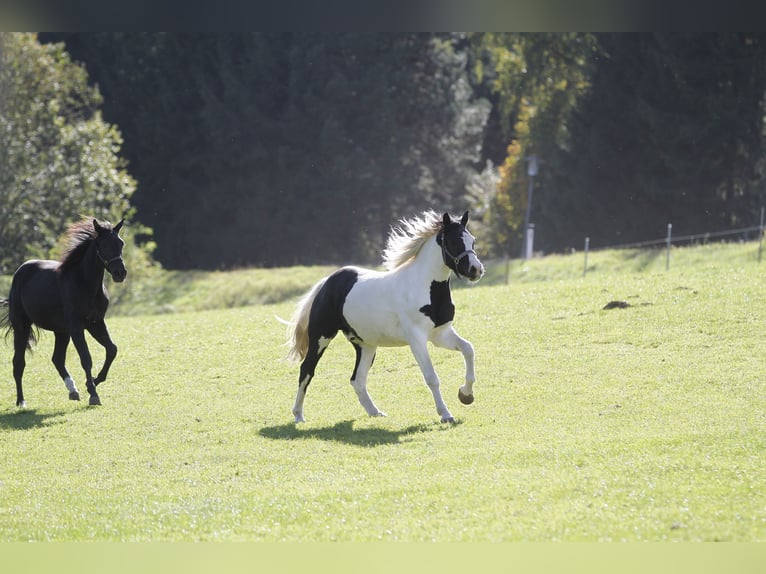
left=52, top=332, right=80, bottom=401
left=292, top=335, right=333, bottom=423
left=11, top=323, right=30, bottom=408
left=350, top=343, right=386, bottom=417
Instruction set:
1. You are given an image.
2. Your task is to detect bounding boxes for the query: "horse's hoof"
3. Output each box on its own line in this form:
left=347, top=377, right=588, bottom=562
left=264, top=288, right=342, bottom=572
left=89, top=395, right=102, bottom=406
left=441, top=416, right=456, bottom=424
left=16, top=401, right=26, bottom=409
left=69, top=391, right=80, bottom=401
left=371, top=411, right=388, bottom=417
left=458, top=389, right=474, bottom=405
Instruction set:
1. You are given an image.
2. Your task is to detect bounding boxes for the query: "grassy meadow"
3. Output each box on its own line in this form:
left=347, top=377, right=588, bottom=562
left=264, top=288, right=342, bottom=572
left=0, top=241, right=765, bottom=541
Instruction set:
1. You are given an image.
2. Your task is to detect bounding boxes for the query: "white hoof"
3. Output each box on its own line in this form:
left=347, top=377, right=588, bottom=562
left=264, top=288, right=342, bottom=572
left=370, top=411, right=387, bottom=417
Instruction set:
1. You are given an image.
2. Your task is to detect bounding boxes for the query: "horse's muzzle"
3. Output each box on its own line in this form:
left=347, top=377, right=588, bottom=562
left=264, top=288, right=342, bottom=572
left=110, top=265, right=128, bottom=283
left=466, top=263, right=484, bottom=282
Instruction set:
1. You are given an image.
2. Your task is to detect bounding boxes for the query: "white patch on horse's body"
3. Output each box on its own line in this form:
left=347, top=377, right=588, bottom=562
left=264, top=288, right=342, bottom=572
left=342, top=245, right=450, bottom=347
left=63, top=376, right=78, bottom=393
left=292, top=373, right=311, bottom=422
left=461, top=230, right=483, bottom=278
left=285, top=210, right=484, bottom=424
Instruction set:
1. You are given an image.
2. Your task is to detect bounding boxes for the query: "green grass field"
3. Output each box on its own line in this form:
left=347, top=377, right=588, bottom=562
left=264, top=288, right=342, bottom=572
left=0, top=242, right=765, bottom=541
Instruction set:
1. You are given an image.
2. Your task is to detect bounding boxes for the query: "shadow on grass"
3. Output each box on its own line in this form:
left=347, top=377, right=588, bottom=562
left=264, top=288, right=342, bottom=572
left=0, top=408, right=67, bottom=430
left=259, top=419, right=457, bottom=447
left=622, top=247, right=663, bottom=271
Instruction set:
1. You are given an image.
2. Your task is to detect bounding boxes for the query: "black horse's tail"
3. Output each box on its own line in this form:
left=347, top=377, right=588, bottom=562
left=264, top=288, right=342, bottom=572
left=1, top=278, right=37, bottom=351
left=0, top=297, right=12, bottom=343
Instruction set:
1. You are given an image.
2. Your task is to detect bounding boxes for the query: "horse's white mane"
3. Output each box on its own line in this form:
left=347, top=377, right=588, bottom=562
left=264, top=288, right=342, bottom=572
left=382, top=210, right=443, bottom=271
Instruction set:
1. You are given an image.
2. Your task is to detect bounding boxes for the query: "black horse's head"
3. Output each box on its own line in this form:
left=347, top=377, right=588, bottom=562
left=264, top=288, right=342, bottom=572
left=93, top=219, right=127, bottom=283
left=439, top=211, right=484, bottom=282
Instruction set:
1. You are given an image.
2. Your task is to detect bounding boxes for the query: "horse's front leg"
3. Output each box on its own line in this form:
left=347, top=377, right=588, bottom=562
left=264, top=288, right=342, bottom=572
left=408, top=336, right=454, bottom=423
left=86, top=320, right=118, bottom=386
left=431, top=325, right=476, bottom=405
left=69, top=325, right=100, bottom=406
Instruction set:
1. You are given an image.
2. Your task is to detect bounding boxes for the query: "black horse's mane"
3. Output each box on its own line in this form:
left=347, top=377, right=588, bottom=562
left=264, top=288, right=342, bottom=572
left=57, top=218, right=112, bottom=275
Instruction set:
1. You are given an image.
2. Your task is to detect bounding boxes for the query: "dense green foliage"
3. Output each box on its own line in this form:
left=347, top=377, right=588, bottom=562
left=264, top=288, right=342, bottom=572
left=5, top=33, right=766, bottom=271
left=546, top=34, right=766, bottom=249
left=1, top=242, right=764, bottom=541
left=42, top=33, right=489, bottom=268
left=0, top=33, right=141, bottom=273
left=43, top=32, right=766, bottom=268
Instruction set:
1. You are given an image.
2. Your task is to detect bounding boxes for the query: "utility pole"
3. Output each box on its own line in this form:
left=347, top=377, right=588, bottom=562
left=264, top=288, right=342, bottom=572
left=521, top=155, right=539, bottom=260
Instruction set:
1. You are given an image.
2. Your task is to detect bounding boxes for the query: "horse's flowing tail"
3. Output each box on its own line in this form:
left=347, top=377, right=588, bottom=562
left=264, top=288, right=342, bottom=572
left=285, top=276, right=328, bottom=362
left=0, top=298, right=9, bottom=341
left=1, top=277, right=37, bottom=351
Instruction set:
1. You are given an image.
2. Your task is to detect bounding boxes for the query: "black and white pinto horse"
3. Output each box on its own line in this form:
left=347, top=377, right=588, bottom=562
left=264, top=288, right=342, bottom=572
left=285, top=210, right=484, bottom=423
left=0, top=218, right=127, bottom=407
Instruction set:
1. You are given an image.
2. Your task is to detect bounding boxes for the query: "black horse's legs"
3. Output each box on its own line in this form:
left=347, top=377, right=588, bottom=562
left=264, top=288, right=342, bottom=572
left=86, top=320, right=117, bottom=386
left=292, top=335, right=332, bottom=422
left=52, top=332, right=80, bottom=401
left=11, top=323, right=30, bottom=408
left=69, top=326, right=100, bottom=406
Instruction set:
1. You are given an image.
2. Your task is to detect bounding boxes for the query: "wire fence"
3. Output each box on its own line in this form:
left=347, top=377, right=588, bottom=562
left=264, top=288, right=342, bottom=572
left=601, top=224, right=763, bottom=251
left=581, top=212, right=766, bottom=277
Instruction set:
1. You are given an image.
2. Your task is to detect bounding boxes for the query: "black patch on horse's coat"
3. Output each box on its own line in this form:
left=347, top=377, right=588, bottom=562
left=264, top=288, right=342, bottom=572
left=351, top=343, right=362, bottom=380
left=309, top=267, right=362, bottom=342
left=350, top=343, right=377, bottom=381
left=419, top=280, right=455, bottom=326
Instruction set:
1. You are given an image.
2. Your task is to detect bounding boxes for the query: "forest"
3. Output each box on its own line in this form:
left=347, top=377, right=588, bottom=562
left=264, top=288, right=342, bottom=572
left=2, top=32, right=766, bottom=271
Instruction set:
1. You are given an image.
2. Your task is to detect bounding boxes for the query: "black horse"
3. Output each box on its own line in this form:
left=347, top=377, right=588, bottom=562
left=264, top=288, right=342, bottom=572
left=0, top=218, right=127, bottom=407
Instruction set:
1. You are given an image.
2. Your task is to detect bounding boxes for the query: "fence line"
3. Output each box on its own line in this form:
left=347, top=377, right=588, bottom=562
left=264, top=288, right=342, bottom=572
left=507, top=212, right=766, bottom=283
left=581, top=217, right=766, bottom=277
left=599, top=224, right=763, bottom=251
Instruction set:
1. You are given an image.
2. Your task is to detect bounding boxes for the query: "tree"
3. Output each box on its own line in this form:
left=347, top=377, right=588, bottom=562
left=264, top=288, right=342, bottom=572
left=0, top=33, right=141, bottom=274
left=466, top=33, right=598, bottom=257
left=44, top=33, right=490, bottom=269
left=545, top=33, right=766, bottom=250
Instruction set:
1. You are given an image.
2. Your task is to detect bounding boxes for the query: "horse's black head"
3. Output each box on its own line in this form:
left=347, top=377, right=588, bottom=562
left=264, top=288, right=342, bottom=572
left=439, top=211, right=484, bottom=282
left=94, top=219, right=127, bottom=283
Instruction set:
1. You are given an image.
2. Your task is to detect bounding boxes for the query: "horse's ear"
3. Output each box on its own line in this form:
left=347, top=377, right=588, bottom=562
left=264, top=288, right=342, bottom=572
left=461, top=211, right=469, bottom=226
left=93, top=219, right=103, bottom=234
left=114, top=219, right=124, bottom=234
left=442, top=213, right=452, bottom=227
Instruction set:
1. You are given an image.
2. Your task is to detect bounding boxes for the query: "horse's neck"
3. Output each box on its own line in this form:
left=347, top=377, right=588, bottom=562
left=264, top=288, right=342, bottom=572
left=78, top=242, right=106, bottom=292
left=405, top=237, right=451, bottom=284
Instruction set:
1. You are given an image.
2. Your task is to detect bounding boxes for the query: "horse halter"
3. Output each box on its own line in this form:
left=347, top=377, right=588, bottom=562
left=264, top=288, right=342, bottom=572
left=438, top=228, right=476, bottom=278
left=96, top=246, right=123, bottom=270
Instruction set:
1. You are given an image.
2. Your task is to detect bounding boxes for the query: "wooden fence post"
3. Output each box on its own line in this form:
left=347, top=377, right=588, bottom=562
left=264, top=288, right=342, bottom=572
left=583, top=237, right=590, bottom=277
left=666, top=223, right=672, bottom=271
left=759, top=207, right=764, bottom=263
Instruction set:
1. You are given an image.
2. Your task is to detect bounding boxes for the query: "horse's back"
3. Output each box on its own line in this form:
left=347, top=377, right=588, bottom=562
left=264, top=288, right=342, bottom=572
left=10, top=259, right=65, bottom=331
